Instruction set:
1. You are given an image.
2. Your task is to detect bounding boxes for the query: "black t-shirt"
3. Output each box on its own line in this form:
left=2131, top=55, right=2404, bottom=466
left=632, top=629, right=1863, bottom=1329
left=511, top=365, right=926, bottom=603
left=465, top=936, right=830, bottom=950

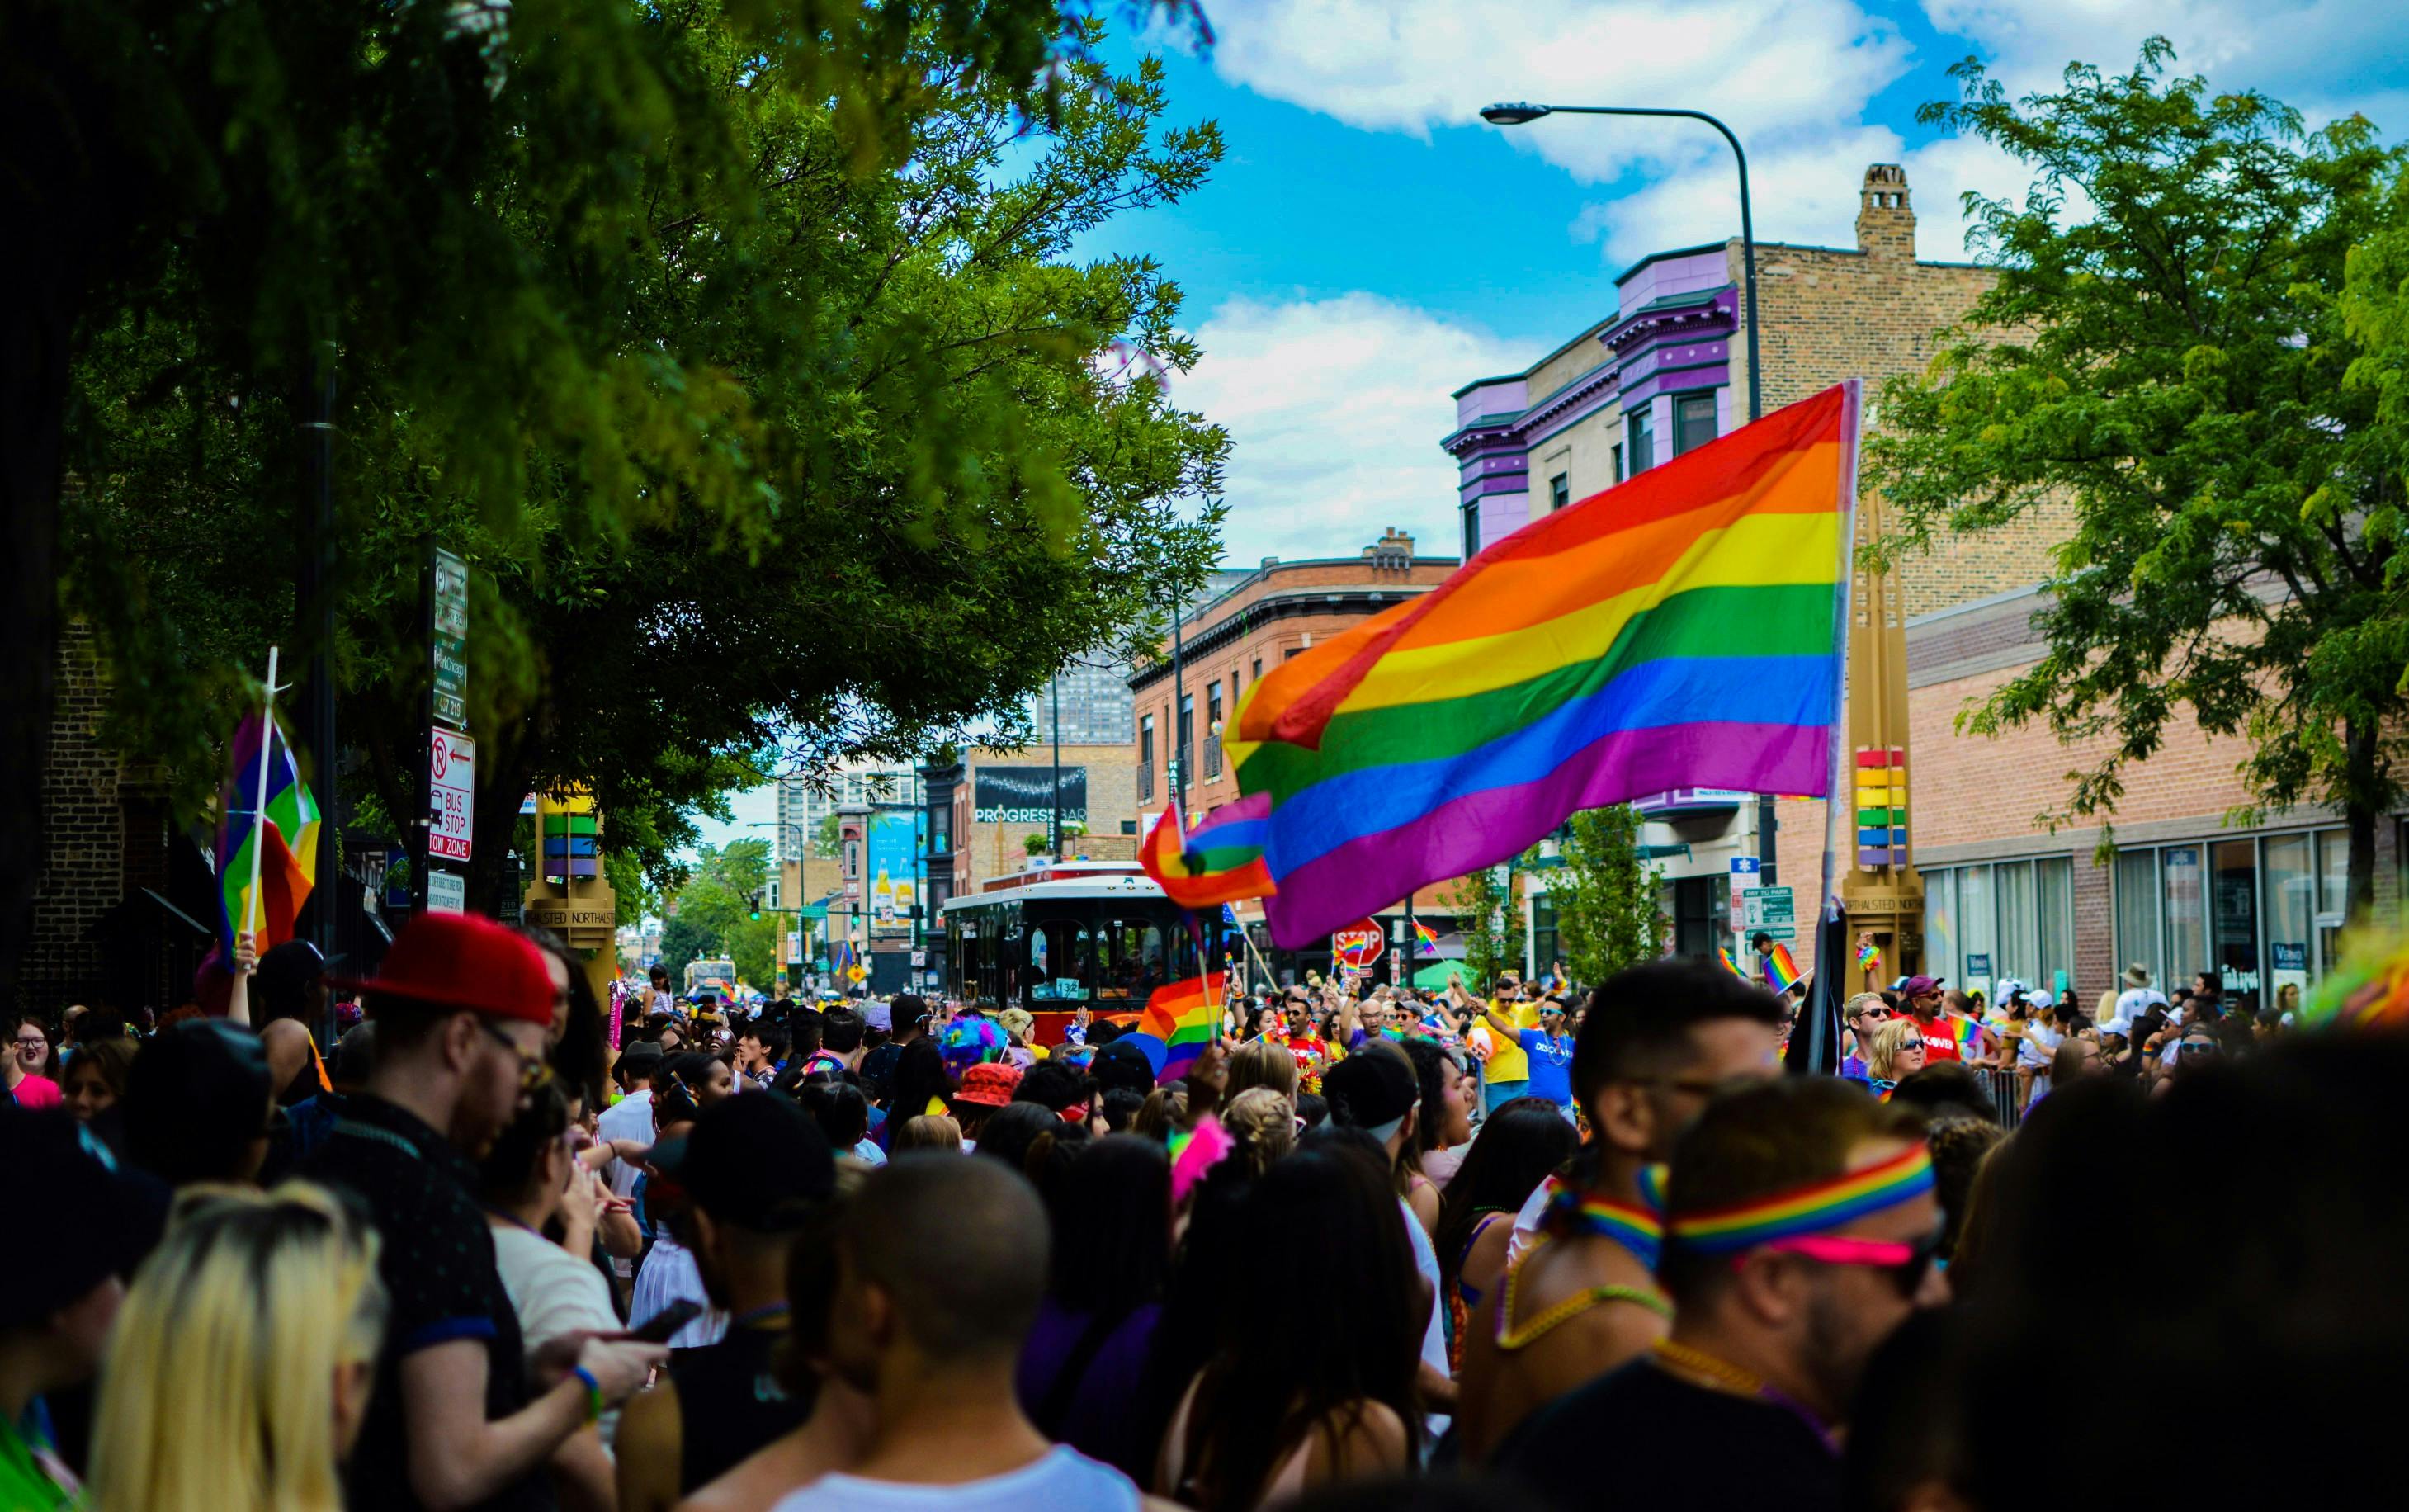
left=1498, top=1356, right=1841, bottom=1512
left=300, top=1093, right=551, bottom=1512
left=668, top=1324, right=814, bottom=1492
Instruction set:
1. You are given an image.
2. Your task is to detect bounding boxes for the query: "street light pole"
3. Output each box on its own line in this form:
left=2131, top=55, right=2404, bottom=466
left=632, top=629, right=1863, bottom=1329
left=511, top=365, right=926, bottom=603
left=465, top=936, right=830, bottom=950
left=1050, top=672, right=1062, bottom=861
left=1482, top=100, right=1779, bottom=891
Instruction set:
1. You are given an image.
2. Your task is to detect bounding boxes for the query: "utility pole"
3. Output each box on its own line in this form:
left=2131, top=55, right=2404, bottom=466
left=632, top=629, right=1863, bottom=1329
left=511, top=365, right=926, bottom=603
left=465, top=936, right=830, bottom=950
left=1050, top=672, right=1062, bottom=861
left=299, top=324, right=338, bottom=1050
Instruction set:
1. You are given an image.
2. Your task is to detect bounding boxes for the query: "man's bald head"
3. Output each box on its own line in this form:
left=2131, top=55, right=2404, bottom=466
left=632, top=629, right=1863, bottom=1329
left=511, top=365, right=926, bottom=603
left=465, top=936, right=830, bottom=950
left=843, top=1154, right=1050, bottom=1363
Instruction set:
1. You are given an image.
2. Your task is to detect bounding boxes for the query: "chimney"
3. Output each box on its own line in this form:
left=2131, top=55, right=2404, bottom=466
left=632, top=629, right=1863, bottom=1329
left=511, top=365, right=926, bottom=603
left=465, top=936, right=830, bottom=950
left=1856, top=163, right=1914, bottom=261
left=1363, top=527, right=1415, bottom=572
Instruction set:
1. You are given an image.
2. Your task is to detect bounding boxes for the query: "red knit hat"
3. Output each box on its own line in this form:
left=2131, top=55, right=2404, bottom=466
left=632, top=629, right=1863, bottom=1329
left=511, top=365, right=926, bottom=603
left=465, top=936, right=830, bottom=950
left=954, top=1062, right=1023, bottom=1108
left=333, top=912, right=554, bottom=1026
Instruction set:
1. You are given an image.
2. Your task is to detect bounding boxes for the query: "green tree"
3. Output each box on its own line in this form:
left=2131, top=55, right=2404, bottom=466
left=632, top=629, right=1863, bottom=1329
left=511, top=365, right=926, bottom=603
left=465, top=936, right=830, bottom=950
left=665, top=839, right=783, bottom=986
left=1546, top=806, right=1667, bottom=990
left=657, top=914, right=717, bottom=983
left=1445, top=858, right=1529, bottom=997
left=1864, top=40, right=2407, bottom=918
left=41, top=6, right=1228, bottom=933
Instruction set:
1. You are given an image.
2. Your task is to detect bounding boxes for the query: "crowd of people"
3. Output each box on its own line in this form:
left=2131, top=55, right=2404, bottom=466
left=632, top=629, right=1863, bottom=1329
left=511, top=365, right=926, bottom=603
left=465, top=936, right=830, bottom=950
left=4, top=911, right=2400, bottom=1511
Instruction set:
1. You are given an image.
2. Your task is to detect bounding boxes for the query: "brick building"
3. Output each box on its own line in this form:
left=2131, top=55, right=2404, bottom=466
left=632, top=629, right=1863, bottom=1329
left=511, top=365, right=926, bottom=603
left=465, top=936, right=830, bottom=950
left=1127, top=532, right=1473, bottom=980
left=944, top=743, right=1140, bottom=898
left=1441, top=163, right=2397, bottom=1013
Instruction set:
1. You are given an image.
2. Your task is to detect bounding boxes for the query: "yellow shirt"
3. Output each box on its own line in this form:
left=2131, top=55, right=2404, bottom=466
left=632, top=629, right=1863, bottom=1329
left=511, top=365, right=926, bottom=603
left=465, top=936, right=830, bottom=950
left=1481, top=999, right=1538, bottom=1083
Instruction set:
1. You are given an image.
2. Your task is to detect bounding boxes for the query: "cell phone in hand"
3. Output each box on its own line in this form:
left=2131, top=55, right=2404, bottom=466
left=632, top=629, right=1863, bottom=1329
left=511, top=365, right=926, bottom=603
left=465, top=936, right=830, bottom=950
left=625, top=1299, right=705, bottom=1344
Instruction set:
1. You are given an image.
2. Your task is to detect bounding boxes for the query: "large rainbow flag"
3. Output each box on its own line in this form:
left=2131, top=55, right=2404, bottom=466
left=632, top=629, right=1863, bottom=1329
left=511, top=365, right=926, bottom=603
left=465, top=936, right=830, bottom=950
left=1140, top=793, right=1276, bottom=909
left=1226, top=384, right=1861, bottom=946
left=1137, top=971, right=1225, bottom=1083
left=215, top=711, right=322, bottom=954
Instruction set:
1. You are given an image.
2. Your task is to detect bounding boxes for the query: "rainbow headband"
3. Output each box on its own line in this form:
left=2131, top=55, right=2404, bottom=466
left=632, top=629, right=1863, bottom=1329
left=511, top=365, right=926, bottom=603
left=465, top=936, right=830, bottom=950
left=1543, top=1182, right=1664, bottom=1271
left=1666, top=1144, right=1933, bottom=1256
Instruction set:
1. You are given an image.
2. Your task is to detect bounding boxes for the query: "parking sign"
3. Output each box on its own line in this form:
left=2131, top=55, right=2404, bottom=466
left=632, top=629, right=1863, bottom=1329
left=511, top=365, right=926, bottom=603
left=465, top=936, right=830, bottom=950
left=430, top=729, right=475, bottom=861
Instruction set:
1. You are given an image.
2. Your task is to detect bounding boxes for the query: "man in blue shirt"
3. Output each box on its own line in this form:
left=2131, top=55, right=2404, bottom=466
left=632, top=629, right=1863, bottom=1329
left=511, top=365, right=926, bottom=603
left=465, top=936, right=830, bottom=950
left=1483, top=995, right=1576, bottom=1111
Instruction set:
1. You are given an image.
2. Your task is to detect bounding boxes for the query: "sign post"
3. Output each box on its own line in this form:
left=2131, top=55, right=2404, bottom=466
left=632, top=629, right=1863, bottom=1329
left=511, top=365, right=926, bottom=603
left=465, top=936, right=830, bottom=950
left=432, top=547, right=470, bottom=730
left=1742, top=885, right=1796, bottom=943
left=1729, top=857, right=1760, bottom=958
left=429, top=729, right=476, bottom=863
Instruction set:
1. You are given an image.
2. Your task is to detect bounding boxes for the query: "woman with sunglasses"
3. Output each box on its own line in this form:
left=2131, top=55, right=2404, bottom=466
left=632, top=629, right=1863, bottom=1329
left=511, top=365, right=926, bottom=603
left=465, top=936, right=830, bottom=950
left=1862, top=1018, right=1927, bottom=1099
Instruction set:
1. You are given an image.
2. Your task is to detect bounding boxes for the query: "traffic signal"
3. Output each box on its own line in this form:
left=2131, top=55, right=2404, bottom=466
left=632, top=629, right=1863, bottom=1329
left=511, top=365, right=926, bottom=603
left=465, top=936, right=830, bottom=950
left=749, top=886, right=763, bottom=922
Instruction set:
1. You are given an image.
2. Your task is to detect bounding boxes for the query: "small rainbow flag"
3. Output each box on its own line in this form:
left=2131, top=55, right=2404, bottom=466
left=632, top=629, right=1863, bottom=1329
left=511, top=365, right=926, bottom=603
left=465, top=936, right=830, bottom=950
left=1717, top=947, right=1750, bottom=980
left=1138, top=971, right=1225, bottom=1084
left=1223, top=385, right=1860, bottom=947
left=1763, top=943, right=1802, bottom=993
left=1413, top=919, right=1440, bottom=957
left=1953, top=1014, right=1986, bottom=1056
left=215, top=710, right=322, bottom=954
left=1141, top=795, right=1276, bottom=909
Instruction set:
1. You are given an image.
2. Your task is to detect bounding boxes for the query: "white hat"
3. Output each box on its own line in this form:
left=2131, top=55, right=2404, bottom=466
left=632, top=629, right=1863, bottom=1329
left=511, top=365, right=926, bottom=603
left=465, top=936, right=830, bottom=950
left=2098, top=1015, right=2133, bottom=1039
left=2029, top=990, right=2055, bottom=1009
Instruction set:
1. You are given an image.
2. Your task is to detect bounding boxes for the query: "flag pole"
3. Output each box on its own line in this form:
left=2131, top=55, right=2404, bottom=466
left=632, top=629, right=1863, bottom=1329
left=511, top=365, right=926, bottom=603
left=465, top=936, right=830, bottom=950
left=244, top=645, right=281, bottom=949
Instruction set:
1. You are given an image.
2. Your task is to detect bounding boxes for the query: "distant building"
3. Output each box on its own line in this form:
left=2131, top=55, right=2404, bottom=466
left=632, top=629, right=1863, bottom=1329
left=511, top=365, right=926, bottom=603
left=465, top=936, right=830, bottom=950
left=773, top=760, right=922, bottom=865
left=1127, top=531, right=1468, bottom=981
left=1031, top=659, right=1136, bottom=747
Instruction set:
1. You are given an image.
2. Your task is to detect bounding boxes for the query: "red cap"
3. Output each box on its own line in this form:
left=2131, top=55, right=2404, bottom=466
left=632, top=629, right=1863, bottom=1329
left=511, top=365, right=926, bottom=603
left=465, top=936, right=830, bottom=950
left=333, top=913, right=554, bottom=1026
left=954, top=1062, right=1023, bottom=1108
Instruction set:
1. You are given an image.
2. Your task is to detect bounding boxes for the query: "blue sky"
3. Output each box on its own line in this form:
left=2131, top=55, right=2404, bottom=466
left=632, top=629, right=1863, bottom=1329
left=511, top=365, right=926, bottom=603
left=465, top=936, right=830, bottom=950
left=692, top=0, right=2407, bottom=855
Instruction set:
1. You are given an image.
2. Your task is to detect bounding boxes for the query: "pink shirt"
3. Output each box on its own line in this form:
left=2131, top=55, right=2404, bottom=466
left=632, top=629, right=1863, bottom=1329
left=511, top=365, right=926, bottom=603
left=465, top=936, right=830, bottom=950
left=8, top=1073, right=61, bottom=1110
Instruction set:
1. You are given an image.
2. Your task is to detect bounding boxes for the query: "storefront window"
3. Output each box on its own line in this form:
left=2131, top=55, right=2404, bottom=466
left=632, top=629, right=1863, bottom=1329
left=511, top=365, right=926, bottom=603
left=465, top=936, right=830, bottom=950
left=2315, top=827, right=2350, bottom=916
left=2115, top=849, right=2160, bottom=987
left=1996, top=859, right=2036, bottom=989
left=2162, top=846, right=2207, bottom=984
left=1958, top=865, right=1995, bottom=1002
left=2212, top=839, right=2260, bottom=1012
left=2038, top=857, right=2073, bottom=995
left=1923, top=868, right=1955, bottom=989
left=2263, top=833, right=2312, bottom=1018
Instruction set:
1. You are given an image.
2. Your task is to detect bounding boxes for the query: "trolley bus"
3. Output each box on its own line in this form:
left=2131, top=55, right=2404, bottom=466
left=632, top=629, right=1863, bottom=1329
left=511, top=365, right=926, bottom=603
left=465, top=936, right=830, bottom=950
left=942, top=862, right=1240, bottom=1028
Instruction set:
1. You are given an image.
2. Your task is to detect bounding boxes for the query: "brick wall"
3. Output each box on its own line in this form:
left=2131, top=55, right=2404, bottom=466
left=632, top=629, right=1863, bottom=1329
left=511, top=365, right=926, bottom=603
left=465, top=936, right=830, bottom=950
left=952, top=744, right=1140, bottom=892
left=23, top=622, right=124, bottom=1012
left=1743, top=165, right=2074, bottom=619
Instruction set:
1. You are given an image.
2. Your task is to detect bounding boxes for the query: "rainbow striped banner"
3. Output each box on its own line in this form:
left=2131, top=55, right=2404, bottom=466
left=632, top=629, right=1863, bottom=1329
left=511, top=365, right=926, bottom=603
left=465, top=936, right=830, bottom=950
left=1226, top=385, right=1859, bottom=947
left=1138, top=971, right=1224, bottom=1084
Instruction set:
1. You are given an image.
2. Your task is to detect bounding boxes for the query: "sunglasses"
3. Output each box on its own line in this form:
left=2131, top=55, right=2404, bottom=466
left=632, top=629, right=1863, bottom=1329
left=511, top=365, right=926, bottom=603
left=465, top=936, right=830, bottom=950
left=1745, top=1229, right=1944, bottom=1297
left=478, top=1018, right=555, bottom=1093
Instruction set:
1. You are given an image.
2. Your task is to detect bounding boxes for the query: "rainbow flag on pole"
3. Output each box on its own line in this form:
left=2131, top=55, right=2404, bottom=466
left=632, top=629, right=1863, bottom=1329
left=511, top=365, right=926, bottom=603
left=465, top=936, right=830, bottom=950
left=1224, top=385, right=1860, bottom=947
left=1717, top=947, right=1750, bottom=980
left=215, top=710, right=322, bottom=954
left=1141, top=793, right=1276, bottom=909
left=1138, top=971, right=1225, bottom=1084
left=1763, top=943, right=1803, bottom=994
left=1413, top=919, right=1440, bottom=957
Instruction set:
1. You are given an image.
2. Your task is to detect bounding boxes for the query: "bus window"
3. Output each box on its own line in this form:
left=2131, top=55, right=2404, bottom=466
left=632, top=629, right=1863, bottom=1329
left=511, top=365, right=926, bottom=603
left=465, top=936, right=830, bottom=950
left=1030, top=924, right=1050, bottom=982
left=1105, top=919, right=1167, bottom=997
left=1029, top=917, right=1091, bottom=1001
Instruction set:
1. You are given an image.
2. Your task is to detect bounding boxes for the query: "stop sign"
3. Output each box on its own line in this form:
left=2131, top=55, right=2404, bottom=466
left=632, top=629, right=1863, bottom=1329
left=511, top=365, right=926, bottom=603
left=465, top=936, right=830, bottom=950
left=1332, top=919, right=1385, bottom=967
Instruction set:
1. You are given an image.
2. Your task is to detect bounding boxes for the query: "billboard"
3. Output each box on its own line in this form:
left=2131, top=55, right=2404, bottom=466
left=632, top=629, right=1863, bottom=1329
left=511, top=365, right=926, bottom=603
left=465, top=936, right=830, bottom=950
left=865, top=809, right=920, bottom=936
left=972, top=766, right=1087, bottom=826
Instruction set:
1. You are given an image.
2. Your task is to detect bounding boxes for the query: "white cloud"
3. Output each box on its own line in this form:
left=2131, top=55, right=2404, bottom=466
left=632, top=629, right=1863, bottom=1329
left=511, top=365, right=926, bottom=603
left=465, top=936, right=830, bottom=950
left=1172, top=293, right=1527, bottom=563
left=1201, top=0, right=1915, bottom=178
left=1919, top=0, right=2409, bottom=108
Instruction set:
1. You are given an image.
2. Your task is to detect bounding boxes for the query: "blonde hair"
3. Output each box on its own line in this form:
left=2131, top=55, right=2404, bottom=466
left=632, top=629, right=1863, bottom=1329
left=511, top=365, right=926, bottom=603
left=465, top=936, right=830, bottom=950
left=1222, top=1088, right=1297, bottom=1177
left=894, top=1113, right=962, bottom=1153
left=1867, top=1018, right=1925, bottom=1080
left=1225, top=1037, right=1299, bottom=1103
left=90, top=1181, right=385, bottom=1512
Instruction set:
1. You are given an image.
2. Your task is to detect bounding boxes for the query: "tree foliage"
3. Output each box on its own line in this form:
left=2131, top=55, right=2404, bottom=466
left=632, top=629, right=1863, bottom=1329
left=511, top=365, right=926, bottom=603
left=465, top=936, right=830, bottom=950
left=46, top=3, right=1229, bottom=918
left=1546, top=807, right=1667, bottom=990
left=1445, top=860, right=1528, bottom=997
left=1863, top=39, right=2409, bottom=916
left=664, top=839, right=781, bottom=987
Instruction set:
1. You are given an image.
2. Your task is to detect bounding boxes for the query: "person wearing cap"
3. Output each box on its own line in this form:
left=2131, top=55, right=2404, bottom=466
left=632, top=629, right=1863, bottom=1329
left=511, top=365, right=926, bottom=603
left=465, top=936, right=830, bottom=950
left=1476, top=993, right=1575, bottom=1114
left=122, top=1018, right=279, bottom=1191
left=1500, top=1077, right=1947, bottom=1510
left=0, top=1109, right=140, bottom=1508
left=300, top=911, right=667, bottom=1512
left=616, top=1095, right=838, bottom=1512
left=1900, top=975, right=1962, bottom=1064
left=952, top=1062, right=1023, bottom=1149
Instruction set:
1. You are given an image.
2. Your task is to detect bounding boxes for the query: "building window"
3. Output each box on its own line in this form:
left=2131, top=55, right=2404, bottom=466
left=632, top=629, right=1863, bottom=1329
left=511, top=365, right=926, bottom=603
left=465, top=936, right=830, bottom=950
left=1611, top=442, right=1624, bottom=484
left=1548, top=472, right=1569, bottom=513
left=1530, top=895, right=1559, bottom=976
left=1177, top=693, right=1194, bottom=793
left=1674, top=391, right=1717, bottom=456
left=1666, top=876, right=1728, bottom=962
left=1251, top=658, right=1263, bottom=683
left=1627, top=408, right=1655, bottom=473
left=1462, top=501, right=1481, bottom=559
left=1203, top=681, right=1224, bottom=779
left=1137, top=716, right=1155, bottom=803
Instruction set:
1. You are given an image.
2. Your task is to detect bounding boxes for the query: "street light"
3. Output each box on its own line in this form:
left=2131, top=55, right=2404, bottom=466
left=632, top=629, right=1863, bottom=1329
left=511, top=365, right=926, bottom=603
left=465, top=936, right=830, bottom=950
left=1482, top=97, right=1779, bottom=888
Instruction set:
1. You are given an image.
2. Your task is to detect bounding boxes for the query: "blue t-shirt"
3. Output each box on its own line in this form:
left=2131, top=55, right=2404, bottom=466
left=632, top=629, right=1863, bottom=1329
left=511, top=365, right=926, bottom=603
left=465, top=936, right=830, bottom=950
left=1519, top=1028, right=1575, bottom=1107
